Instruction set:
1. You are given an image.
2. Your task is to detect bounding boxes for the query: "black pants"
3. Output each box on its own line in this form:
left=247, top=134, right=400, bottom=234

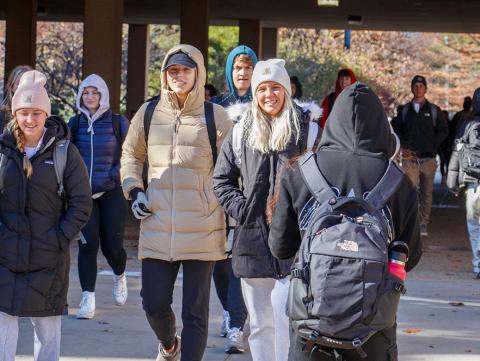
left=142, top=258, right=214, bottom=361
left=213, top=258, right=248, bottom=329
left=78, top=187, right=127, bottom=292
left=288, top=324, right=398, bottom=361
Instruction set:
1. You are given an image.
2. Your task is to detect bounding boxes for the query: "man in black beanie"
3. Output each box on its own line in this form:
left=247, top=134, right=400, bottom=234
left=392, top=75, right=449, bottom=237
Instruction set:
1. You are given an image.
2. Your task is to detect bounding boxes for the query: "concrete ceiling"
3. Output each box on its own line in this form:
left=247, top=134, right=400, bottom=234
left=1, top=0, right=480, bottom=33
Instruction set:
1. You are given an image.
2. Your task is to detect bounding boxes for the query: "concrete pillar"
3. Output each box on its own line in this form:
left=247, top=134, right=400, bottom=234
left=83, top=0, right=123, bottom=112
left=5, top=0, right=37, bottom=78
left=180, top=0, right=210, bottom=68
left=261, top=28, right=278, bottom=59
left=126, top=24, right=150, bottom=118
left=239, top=19, right=262, bottom=58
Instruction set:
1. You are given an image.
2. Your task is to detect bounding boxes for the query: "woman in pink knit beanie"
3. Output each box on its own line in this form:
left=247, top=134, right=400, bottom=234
left=0, top=70, right=92, bottom=361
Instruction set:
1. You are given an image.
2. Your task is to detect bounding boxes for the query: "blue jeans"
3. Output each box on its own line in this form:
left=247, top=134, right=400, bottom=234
left=465, top=184, right=480, bottom=273
left=213, top=258, right=248, bottom=329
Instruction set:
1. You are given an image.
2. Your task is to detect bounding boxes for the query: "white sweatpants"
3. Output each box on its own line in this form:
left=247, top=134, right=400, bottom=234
left=241, top=277, right=290, bottom=361
left=0, top=311, right=61, bottom=361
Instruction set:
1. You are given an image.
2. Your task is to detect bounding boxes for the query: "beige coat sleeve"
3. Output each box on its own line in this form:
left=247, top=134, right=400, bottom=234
left=120, top=102, right=148, bottom=199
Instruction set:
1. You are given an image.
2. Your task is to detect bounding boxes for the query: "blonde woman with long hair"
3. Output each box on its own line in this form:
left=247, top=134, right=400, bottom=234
left=213, top=59, right=319, bottom=361
left=0, top=70, right=91, bottom=361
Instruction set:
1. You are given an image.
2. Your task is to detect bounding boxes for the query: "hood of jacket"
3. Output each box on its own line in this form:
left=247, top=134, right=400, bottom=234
left=335, top=68, right=357, bottom=97
left=160, top=44, right=207, bottom=114
left=76, top=74, right=110, bottom=123
left=225, top=45, right=258, bottom=99
left=319, top=82, right=398, bottom=160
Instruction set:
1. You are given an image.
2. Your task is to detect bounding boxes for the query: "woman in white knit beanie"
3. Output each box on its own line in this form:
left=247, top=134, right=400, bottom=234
left=0, top=70, right=92, bottom=361
left=213, top=58, right=319, bottom=361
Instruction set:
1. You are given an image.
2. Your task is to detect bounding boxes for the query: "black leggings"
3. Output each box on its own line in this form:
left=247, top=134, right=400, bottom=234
left=78, top=187, right=127, bottom=292
left=142, top=259, right=214, bottom=361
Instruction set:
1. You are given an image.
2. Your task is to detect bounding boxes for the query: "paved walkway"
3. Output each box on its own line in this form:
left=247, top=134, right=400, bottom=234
left=15, top=181, right=480, bottom=360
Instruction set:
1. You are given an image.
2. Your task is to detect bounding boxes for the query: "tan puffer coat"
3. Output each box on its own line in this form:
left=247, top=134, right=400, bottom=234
left=121, top=44, right=233, bottom=261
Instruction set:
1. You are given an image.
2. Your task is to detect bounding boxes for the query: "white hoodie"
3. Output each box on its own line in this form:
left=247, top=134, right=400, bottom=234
left=76, top=74, right=111, bottom=132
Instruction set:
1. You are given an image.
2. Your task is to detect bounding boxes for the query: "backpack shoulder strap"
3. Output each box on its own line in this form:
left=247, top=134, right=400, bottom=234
left=69, top=114, right=81, bottom=143
left=232, top=119, right=244, bottom=166
left=365, top=161, right=404, bottom=210
left=306, top=121, right=319, bottom=151
left=143, top=95, right=160, bottom=144
left=111, top=114, right=122, bottom=142
left=204, top=101, right=217, bottom=164
left=298, top=151, right=337, bottom=204
left=53, top=139, right=70, bottom=197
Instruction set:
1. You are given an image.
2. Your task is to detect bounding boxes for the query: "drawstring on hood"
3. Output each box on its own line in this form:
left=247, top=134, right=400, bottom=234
left=319, top=83, right=398, bottom=160
left=225, top=45, right=258, bottom=99
left=76, top=74, right=111, bottom=133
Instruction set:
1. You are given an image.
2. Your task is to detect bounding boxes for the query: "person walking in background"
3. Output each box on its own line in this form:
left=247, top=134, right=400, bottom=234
left=204, top=83, right=218, bottom=101
left=0, top=65, right=33, bottom=133
left=121, top=45, right=232, bottom=361
left=290, top=76, right=303, bottom=100
left=451, top=96, right=473, bottom=139
left=213, top=58, right=319, bottom=361
left=269, top=83, right=421, bottom=361
left=319, top=68, right=356, bottom=128
left=69, top=74, right=130, bottom=320
left=0, top=70, right=92, bottom=361
left=392, top=75, right=448, bottom=237
left=211, top=45, right=258, bottom=109
left=438, top=110, right=454, bottom=179
left=210, top=44, right=258, bottom=354
left=447, top=88, right=480, bottom=280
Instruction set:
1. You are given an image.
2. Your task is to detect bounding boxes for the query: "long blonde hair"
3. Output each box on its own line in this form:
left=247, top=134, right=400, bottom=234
left=245, top=93, right=301, bottom=154
left=6, top=117, right=33, bottom=178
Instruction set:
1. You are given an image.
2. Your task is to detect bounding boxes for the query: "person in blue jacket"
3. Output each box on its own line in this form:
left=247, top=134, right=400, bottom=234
left=69, top=74, right=130, bottom=320
left=210, top=45, right=257, bottom=354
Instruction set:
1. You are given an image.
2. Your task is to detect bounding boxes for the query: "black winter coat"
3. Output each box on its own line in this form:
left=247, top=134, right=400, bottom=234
left=269, top=83, right=422, bottom=273
left=391, top=100, right=448, bottom=158
left=0, top=117, right=92, bottom=317
left=213, top=107, right=314, bottom=278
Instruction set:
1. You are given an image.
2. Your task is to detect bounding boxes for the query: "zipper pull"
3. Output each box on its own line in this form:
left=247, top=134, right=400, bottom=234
left=175, top=116, right=180, bottom=133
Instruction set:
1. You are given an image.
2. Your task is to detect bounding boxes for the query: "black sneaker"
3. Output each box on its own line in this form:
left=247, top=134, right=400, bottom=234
left=474, top=272, right=480, bottom=280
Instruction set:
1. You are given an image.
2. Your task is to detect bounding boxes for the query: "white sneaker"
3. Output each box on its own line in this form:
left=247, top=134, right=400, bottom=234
left=156, top=335, right=181, bottom=361
left=113, top=273, right=128, bottom=306
left=77, top=291, right=95, bottom=319
left=219, top=310, right=230, bottom=337
left=225, top=327, right=245, bottom=354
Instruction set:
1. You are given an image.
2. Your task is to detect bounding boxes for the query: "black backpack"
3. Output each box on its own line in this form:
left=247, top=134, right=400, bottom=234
left=143, top=95, right=217, bottom=163
left=288, top=151, right=406, bottom=359
left=457, top=119, right=480, bottom=179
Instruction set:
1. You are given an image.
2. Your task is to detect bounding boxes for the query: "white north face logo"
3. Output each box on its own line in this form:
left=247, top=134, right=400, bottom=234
left=337, top=240, right=359, bottom=252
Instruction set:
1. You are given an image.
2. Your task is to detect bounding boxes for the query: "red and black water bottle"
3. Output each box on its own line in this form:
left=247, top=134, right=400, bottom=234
left=388, top=241, right=409, bottom=282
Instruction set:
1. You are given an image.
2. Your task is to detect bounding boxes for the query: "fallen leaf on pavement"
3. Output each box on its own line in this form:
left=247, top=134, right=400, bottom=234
left=449, top=301, right=465, bottom=306
left=402, top=329, right=422, bottom=334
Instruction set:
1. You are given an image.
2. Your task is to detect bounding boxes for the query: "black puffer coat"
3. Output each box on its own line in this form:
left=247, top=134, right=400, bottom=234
left=213, top=106, right=315, bottom=278
left=0, top=116, right=92, bottom=317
